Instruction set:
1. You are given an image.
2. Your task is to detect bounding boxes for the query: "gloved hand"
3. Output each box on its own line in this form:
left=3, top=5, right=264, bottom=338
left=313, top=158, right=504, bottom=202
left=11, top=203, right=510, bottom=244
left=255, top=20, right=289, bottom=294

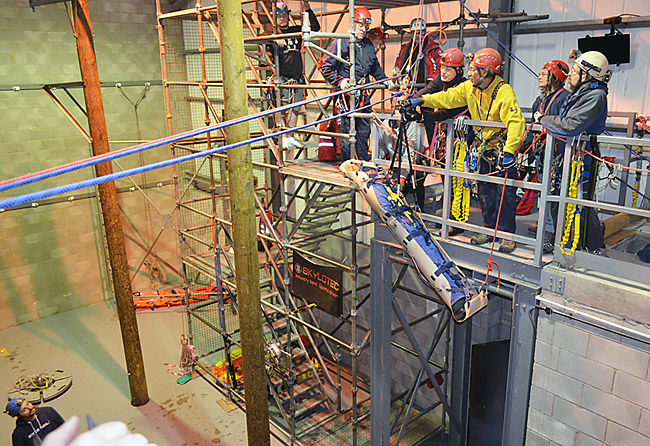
left=400, top=97, right=423, bottom=111
left=339, top=78, right=351, bottom=90
left=483, top=149, right=497, bottom=161
left=500, top=154, right=516, bottom=170
left=383, top=80, right=396, bottom=90
left=533, top=111, right=542, bottom=122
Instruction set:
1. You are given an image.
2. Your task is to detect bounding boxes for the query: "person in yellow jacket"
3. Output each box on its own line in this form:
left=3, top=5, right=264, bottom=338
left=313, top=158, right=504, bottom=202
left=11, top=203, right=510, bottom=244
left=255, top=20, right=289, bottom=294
left=402, top=47, right=525, bottom=253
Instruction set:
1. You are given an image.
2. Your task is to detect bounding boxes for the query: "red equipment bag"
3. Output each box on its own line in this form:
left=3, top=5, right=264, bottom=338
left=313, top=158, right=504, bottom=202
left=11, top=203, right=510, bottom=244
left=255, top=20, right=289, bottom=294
left=516, top=173, right=537, bottom=216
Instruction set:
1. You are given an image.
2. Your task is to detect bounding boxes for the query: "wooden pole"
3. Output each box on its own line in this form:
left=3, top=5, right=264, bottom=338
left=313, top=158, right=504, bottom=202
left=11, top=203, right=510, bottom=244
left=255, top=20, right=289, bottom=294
left=217, top=0, right=271, bottom=445
left=74, top=0, right=149, bottom=406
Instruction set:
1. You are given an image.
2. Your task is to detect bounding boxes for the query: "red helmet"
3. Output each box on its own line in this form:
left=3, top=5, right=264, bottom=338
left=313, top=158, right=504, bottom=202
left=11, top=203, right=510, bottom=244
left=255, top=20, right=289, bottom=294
left=440, top=48, right=465, bottom=67
left=471, top=48, right=502, bottom=73
left=544, top=60, right=570, bottom=83
left=366, top=27, right=386, bottom=41
left=354, top=7, right=372, bottom=25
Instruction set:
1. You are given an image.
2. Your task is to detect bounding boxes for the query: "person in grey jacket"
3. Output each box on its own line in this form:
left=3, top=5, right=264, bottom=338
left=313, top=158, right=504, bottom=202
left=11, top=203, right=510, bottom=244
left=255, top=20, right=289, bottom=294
left=539, top=50, right=612, bottom=253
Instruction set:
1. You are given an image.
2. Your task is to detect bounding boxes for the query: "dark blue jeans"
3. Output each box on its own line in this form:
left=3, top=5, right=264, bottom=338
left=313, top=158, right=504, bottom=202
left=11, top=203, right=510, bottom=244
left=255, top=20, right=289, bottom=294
left=478, top=156, right=518, bottom=234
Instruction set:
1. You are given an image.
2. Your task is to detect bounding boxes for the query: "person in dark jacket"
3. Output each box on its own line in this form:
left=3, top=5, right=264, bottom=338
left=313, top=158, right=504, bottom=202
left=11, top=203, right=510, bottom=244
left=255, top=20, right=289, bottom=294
left=321, top=7, right=393, bottom=161
left=270, top=1, right=320, bottom=150
left=416, top=47, right=468, bottom=149
left=523, top=60, right=570, bottom=247
left=532, top=60, right=571, bottom=122
left=6, top=398, right=65, bottom=446
left=540, top=50, right=612, bottom=253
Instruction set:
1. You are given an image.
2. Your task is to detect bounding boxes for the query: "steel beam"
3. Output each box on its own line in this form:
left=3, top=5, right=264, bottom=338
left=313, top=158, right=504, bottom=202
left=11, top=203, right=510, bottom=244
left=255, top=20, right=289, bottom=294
left=370, top=239, right=393, bottom=446
left=448, top=316, right=472, bottom=446
left=502, top=284, right=539, bottom=445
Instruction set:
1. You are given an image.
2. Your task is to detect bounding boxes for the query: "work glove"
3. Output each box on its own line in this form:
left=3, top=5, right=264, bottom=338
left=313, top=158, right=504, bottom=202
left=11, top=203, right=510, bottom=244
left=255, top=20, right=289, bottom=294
left=533, top=111, right=543, bottom=122
left=383, top=80, right=396, bottom=90
left=400, top=97, right=423, bottom=111
left=339, top=78, right=351, bottom=90
left=500, top=154, right=516, bottom=170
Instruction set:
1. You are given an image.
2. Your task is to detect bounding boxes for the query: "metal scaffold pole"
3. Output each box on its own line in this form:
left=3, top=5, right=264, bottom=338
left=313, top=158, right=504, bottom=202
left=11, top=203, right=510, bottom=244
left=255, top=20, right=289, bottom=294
left=74, top=0, right=149, bottom=406
left=348, top=0, right=357, bottom=161
left=217, top=0, right=272, bottom=445
left=351, top=190, right=359, bottom=446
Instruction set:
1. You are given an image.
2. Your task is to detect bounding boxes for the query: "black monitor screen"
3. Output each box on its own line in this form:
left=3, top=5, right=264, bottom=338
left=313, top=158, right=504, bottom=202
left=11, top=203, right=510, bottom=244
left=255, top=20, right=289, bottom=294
left=578, top=33, right=630, bottom=65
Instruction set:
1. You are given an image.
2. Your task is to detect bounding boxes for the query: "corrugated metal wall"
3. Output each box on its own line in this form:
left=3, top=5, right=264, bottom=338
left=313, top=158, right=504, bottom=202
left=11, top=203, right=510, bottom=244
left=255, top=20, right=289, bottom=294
left=512, top=0, right=650, bottom=119
left=318, top=0, right=649, bottom=119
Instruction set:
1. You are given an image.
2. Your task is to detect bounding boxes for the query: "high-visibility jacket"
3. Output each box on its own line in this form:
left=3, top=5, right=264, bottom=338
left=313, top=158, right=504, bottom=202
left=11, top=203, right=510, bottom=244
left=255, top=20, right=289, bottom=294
left=421, top=76, right=525, bottom=155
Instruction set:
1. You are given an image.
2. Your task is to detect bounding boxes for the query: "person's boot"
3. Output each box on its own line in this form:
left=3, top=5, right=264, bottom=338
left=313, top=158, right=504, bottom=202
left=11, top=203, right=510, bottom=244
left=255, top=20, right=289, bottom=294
left=449, top=226, right=464, bottom=236
left=499, top=239, right=516, bottom=253
left=470, top=233, right=492, bottom=245
left=543, top=241, right=554, bottom=254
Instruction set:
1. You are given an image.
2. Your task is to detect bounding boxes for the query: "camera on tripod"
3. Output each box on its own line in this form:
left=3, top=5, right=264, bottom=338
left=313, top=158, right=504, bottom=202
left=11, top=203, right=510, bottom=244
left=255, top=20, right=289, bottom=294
left=401, top=107, right=423, bottom=123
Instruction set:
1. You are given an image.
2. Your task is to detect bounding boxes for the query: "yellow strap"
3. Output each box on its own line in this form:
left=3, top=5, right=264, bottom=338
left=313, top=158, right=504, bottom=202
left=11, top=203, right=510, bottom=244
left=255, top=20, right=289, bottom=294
left=452, top=140, right=470, bottom=222
left=560, top=159, right=583, bottom=256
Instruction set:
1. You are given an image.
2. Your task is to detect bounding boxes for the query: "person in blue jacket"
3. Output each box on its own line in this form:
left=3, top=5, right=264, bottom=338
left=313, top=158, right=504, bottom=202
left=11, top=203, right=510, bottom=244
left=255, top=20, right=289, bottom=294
left=321, top=7, right=394, bottom=161
left=540, top=51, right=612, bottom=253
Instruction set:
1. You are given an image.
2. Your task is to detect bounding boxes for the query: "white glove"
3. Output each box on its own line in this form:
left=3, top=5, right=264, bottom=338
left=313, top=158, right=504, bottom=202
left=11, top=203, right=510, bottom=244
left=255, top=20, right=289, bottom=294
left=339, top=78, right=351, bottom=90
left=43, top=417, right=158, bottom=446
left=384, top=80, right=396, bottom=90
left=533, top=111, right=542, bottom=122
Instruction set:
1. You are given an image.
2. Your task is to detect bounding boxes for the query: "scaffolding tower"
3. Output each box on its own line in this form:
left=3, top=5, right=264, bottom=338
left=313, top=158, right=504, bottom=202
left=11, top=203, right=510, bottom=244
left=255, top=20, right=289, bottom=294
left=153, top=0, right=466, bottom=443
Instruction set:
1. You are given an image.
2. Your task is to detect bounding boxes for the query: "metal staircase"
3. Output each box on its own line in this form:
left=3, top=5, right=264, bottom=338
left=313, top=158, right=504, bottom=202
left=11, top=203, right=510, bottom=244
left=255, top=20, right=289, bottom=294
left=262, top=296, right=336, bottom=435
left=288, top=183, right=351, bottom=251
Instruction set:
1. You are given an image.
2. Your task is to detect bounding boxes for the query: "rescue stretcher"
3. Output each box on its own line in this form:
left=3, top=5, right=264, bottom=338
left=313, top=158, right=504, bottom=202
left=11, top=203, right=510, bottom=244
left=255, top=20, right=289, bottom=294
left=340, top=159, right=488, bottom=322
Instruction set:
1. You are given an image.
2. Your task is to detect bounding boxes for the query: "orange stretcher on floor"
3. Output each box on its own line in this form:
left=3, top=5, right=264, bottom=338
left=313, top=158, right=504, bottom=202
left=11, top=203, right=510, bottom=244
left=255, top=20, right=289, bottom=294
left=133, top=286, right=220, bottom=310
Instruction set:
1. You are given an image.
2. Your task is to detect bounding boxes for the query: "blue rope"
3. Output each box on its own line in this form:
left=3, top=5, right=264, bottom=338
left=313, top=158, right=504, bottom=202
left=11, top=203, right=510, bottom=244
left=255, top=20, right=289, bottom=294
left=0, top=94, right=400, bottom=211
left=603, top=130, right=650, bottom=166
left=0, top=76, right=402, bottom=193
left=462, top=5, right=537, bottom=78
left=613, top=172, right=650, bottom=203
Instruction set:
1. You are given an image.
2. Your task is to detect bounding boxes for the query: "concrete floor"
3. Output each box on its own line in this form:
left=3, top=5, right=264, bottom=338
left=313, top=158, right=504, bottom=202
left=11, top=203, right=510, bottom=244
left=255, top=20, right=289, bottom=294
left=0, top=302, right=283, bottom=446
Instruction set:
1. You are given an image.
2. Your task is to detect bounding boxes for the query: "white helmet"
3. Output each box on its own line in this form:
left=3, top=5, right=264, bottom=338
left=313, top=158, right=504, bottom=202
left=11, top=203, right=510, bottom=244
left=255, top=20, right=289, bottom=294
left=575, top=51, right=612, bottom=83
left=410, top=18, right=426, bottom=32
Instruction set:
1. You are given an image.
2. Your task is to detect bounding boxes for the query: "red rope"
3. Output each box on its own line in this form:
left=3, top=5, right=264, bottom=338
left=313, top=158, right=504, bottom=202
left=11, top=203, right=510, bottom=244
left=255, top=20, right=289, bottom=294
left=483, top=169, right=507, bottom=291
